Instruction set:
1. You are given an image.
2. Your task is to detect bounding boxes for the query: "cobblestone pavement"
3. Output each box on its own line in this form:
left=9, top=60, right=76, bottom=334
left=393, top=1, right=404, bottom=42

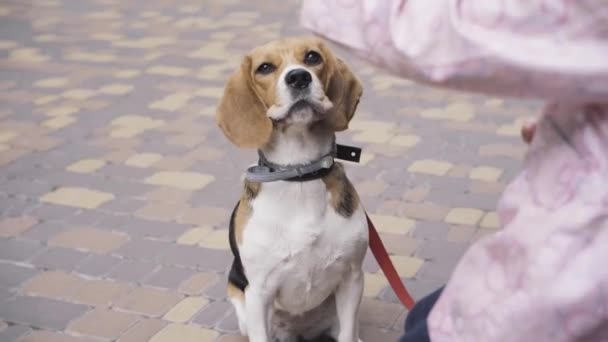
left=0, top=0, right=540, bottom=341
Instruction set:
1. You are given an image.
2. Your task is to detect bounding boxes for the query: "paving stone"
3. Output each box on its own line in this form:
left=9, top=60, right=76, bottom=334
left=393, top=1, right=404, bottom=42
left=0, top=216, right=38, bottom=237
left=115, top=287, right=182, bottom=317
left=192, top=300, right=231, bottom=327
left=17, top=331, right=99, bottom=342
left=160, top=245, right=231, bottom=272
left=75, top=254, right=122, bottom=276
left=68, top=308, right=138, bottom=339
left=0, top=264, right=37, bottom=289
left=49, top=227, right=128, bottom=254
left=40, top=187, right=114, bottom=209
left=0, top=296, right=88, bottom=330
left=164, top=296, right=208, bottom=323
left=0, top=238, right=41, bottom=262
left=359, top=298, right=404, bottom=329
left=30, top=247, right=88, bottom=271
left=108, top=260, right=158, bottom=283
left=118, top=318, right=167, bottom=342
left=144, top=266, right=197, bottom=289
left=178, top=272, right=220, bottom=296
left=150, top=323, right=218, bottom=342
left=114, top=238, right=170, bottom=261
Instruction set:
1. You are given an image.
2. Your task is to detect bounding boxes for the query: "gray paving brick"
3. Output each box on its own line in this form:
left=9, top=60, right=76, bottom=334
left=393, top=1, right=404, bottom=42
left=113, top=238, right=170, bottom=261
left=0, top=263, right=37, bottom=289
left=0, top=239, right=42, bottom=262
left=75, top=254, right=122, bottom=277
left=193, top=300, right=232, bottom=328
left=0, top=296, right=89, bottom=330
left=108, top=260, right=158, bottom=283
left=30, top=247, right=87, bottom=271
left=143, top=266, right=196, bottom=289
left=0, top=324, right=31, bottom=342
left=160, top=245, right=231, bottom=272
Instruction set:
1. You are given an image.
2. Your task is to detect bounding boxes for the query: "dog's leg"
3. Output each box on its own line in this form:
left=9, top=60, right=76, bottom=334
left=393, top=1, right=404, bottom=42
left=334, top=269, right=364, bottom=342
left=227, top=283, right=248, bottom=335
left=245, top=285, right=272, bottom=342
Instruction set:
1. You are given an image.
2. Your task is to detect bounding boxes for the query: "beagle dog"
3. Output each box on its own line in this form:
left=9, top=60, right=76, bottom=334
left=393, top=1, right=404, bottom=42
left=216, top=37, right=368, bottom=342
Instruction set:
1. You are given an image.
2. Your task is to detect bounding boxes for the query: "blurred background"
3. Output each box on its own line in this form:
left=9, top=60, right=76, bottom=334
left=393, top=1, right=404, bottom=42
left=0, top=0, right=539, bottom=341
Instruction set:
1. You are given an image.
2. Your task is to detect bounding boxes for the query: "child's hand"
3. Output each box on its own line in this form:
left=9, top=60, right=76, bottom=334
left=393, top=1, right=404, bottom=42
left=521, top=120, right=536, bottom=144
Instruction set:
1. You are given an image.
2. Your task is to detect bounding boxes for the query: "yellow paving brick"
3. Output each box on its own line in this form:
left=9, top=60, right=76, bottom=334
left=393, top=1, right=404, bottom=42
left=22, top=271, right=84, bottom=298
left=65, top=51, right=116, bottom=63
left=445, top=207, right=484, bottom=225
left=113, top=36, right=176, bottom=49
left=149, top=93, right=192, bottom=112
left=114, top=69, right=141, bottom=79
left=443, top=102, right=476, bottom=122
left=195, top=87, right=223, bottom=98
left=368, top=214, right=414, bottom=235
left=69, top=309, right=137, bottom=339
left=163, top=297, right=208, bottom=323
left=47, top=106, right=79, bottom=117
left=33, top=77, right=69, bottom=88
left=49, top=227, right=128, bottom=253
left=389, top=135, right=420, bottom=147
left=177, top=227, right=210, bottom=245
left=178, top=273, right=219, bottom=295
left=469, top=166, right=503, bottom=182
left=125, top=153, right=162, bottom=168
left=0, top=131, right=17, bottom=143
left=62, top=89, right=97, bottom=100
left=10, top=48, right=49, bottom=63
left=390, top=255, right=424, bottom=278
left=363, top=273, right=388, bottom=298
left=0, top=216, right=38, bottom=237
left=496, top=124, right=519, bottom=136
left=66, top=159, right=106, bottom=173
left=198, top=229, right=229, bottom=250
left=40, top=187, right=114, bottom=209
left=99, top=83, right=134, bottom=95
left=42, top=116, right=76, bottom=129
left=111, top=115, right=164, bottom=129
left=109, top=127, right=144, bottom=138
left=150, top=323, right=218, bottom=342
left=408, top=159, right=453, bottom=176
left=118, top=319, right=166, bottom=342
left=147, top=65, right=189, bottom=77
left=0, top=40, right=17, bottom=49
left=34, top=95, right=59, bottom=105
left=480, top=211, right=501, bottom=229
left=116, top=287, right=182, bottom=317
left=352, top=130, right=392, bottom=144
left=145, top=171, right=215, bottom=190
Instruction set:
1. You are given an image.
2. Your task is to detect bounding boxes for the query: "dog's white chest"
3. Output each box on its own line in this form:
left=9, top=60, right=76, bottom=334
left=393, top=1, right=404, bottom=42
left=241, top=180, right=367, bottom=315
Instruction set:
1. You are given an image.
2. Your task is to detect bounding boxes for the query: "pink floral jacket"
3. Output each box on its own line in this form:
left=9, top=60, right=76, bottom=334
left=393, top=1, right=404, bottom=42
left=301, top=1, right=608, bottom=341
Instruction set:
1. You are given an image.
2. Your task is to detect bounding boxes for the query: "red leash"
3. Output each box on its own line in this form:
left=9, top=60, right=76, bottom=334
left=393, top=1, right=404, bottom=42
left=366, top=212, right=416, bottom=310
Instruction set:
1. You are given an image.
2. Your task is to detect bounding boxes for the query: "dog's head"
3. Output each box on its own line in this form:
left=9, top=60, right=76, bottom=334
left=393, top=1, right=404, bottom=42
left=216, top=37, right=363, bottom=148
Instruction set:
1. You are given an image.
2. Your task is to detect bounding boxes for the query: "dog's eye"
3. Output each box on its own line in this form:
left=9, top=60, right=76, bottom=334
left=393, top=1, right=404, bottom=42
left=304, top=51, right=322, bottom=66
left=256, top=63, right=276, bottom=75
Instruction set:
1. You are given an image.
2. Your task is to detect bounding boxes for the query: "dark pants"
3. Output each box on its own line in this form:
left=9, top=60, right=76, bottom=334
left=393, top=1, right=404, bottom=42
left=398, top=286, right=444, bottom=342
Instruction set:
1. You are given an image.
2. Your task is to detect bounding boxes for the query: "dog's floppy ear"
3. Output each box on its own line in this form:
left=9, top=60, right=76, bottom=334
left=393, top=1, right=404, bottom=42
left=216, top=56, right=272, bottom=148
left=320, top=42, right=363, bottom=131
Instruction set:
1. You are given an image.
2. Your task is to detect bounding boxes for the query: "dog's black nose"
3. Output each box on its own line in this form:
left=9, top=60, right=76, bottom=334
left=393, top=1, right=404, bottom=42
left=285, top=69, right=312, bottom=90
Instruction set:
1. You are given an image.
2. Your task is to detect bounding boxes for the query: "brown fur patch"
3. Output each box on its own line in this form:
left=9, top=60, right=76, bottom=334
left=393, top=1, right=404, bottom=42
left=234, top=180, right=261, bottom=245
left=227, top=282, right=245, bottom=301
left=322, top=163, right=359, bottom=218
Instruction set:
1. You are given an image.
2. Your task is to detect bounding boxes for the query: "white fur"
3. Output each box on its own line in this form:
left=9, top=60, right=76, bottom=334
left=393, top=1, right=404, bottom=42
left=231, top=60, right=368, bottom=342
